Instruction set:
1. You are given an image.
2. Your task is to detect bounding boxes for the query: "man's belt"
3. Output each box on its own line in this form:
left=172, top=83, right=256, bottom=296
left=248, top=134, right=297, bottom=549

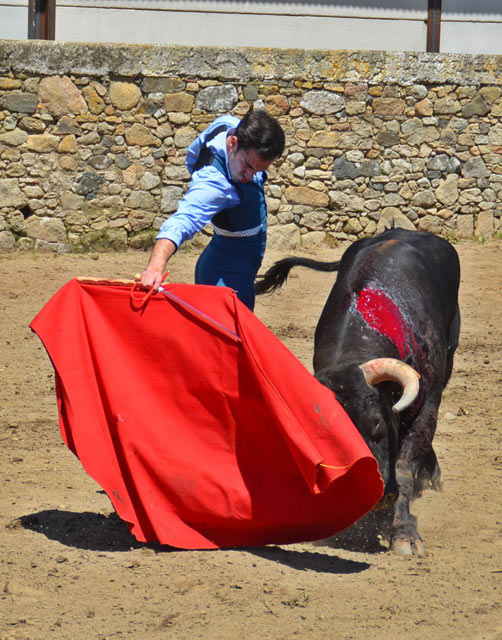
left=211, top=223, right=263, bottom=238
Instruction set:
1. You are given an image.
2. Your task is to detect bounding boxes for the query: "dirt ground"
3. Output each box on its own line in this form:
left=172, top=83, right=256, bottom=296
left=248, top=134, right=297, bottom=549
left=1, top=238, right=501, bottom=640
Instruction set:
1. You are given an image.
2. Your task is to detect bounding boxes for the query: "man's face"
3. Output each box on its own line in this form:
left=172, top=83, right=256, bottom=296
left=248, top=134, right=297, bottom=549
left=226, top=135, right=274, bottom=184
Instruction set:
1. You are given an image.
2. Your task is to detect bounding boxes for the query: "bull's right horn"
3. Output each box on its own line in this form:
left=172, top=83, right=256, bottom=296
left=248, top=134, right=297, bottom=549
left=359, top=358, right=420, bottom=414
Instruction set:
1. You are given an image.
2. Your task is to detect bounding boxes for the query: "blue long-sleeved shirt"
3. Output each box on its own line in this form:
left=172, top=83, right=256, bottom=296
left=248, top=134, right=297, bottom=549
left=156, top=115, right=267, bottom=248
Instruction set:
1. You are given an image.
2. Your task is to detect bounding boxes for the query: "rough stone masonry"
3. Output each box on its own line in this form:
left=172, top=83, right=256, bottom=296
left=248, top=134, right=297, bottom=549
left=1, top=40, right=502, bottom=252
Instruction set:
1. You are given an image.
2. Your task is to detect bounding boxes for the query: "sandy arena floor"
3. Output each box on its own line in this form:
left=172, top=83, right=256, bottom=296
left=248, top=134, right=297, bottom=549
left=1, top=240, right=501, bottom=640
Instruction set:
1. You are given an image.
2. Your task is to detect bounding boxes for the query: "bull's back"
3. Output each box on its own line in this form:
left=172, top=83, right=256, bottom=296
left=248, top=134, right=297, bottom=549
left=314, top=229, right=460, bottom=365
left=341, top=229, right=458, bottom=285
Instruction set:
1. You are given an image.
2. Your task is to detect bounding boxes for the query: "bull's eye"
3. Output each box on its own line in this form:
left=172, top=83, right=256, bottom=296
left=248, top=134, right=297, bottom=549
left=371, top=421, right=385, bottom=443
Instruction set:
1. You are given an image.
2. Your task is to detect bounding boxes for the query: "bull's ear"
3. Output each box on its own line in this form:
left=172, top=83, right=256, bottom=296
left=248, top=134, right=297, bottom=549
left=315, top=371, right=346, bottom=406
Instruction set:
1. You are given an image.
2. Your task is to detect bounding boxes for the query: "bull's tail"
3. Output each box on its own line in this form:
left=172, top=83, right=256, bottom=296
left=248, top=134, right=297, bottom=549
left=255, top=257, right=341, bottom=294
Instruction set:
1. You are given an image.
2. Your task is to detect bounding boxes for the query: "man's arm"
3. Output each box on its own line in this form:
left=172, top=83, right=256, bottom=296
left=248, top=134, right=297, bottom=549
left=138, top=163, right=239, bottom=290
left=140, top=238, right=177, bottom=290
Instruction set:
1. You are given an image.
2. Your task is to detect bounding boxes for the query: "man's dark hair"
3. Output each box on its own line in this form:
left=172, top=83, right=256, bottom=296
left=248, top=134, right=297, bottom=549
left=235, top=109, right=285, bottom=160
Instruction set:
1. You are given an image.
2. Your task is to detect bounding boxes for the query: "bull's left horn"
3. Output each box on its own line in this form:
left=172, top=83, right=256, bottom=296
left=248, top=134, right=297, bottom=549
left=359, top=358, right=420, bottom=414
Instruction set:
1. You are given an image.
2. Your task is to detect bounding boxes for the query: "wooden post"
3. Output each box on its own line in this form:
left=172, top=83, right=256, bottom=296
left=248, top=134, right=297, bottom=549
left=28, top=0, right=56, bottom=40
left=426, top=0, right=442, bottom=53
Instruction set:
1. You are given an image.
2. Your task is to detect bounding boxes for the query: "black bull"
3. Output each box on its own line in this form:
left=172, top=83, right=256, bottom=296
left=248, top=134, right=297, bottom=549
left=256, top=228, right=461, bottom=556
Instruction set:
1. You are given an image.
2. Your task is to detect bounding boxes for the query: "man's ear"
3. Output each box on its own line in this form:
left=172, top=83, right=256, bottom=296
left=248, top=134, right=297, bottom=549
left=226, top=134, right=238, bottom=153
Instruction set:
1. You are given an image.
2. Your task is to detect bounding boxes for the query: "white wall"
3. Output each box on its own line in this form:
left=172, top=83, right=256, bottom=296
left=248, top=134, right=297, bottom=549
left=0, top=1, right=28, bottom=40
left=55, top=5, right=427, bottom=51
left=2, top=1, right=502, bottom=55
left=441, top=0, right=502, bottom=54
left=442, top=21, right=502, bottom=55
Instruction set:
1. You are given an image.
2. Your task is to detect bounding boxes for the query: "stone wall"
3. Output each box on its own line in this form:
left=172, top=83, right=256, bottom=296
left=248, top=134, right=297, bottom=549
left=1, top=40, right=502, bottom=252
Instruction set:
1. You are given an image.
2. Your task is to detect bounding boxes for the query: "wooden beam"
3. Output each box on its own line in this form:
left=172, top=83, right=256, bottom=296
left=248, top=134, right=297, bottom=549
left=427, top=0, right=442, bottom=53
left=28, top=0, right=56, bottom=40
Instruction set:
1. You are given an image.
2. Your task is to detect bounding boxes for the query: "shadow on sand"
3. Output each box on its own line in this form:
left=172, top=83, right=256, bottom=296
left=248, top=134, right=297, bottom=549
left=12, top=507, right=383, bottom=574
left=12, top=509, right=146, bottom=552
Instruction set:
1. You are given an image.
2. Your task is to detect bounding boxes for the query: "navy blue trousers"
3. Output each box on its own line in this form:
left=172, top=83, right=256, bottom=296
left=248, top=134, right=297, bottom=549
left=194, top=233, right=266, bottom=311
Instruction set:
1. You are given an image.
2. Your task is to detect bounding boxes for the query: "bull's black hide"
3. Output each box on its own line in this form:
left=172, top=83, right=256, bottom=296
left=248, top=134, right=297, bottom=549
left=256, top=228, right=461, bottom=556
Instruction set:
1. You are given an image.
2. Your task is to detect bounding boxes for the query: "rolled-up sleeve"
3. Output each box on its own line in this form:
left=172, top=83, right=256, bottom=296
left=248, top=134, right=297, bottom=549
left=156, top=167, right=240, bottom=248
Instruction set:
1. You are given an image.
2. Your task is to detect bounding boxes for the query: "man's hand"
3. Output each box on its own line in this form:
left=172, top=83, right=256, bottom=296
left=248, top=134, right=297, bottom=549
left=139, top=238, right=177, bottom=290
left=140, top=267, right=164, bottom=290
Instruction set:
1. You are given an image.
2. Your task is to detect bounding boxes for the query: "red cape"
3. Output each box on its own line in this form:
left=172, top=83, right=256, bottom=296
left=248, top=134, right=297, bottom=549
left=30, top=280, right=383, bottom=549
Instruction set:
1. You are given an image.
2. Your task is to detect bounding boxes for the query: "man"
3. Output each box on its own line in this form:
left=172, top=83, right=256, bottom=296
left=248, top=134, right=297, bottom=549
left=140, top=109, right=285, bottom=311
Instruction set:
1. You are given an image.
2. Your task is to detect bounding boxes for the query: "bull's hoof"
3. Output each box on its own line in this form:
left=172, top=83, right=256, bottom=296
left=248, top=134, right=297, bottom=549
left=391, top=536, right=426, bottom=557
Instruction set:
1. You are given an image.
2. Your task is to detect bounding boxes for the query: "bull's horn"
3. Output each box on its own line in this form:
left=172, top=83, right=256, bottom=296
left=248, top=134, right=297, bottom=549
left=359, top=358, right=420, bottom=414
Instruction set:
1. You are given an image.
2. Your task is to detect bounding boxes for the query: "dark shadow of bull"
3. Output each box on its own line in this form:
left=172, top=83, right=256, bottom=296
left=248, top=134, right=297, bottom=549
left=256, top=228, right=461, bottom=556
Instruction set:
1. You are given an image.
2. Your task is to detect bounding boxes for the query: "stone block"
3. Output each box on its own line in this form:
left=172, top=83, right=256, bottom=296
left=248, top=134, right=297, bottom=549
left=174, top=126, right=197, bottom=149
left=54, top=116, right=82, bottom=135
left=26, top=216, right=67, bottom=242
left=82, top=86, right=105, bottom=115
left=462, top=94, right=490, bottom=118
left=300, top=91, right=344, bottom=116
left=417, top=214, right=442, bottom=234
left=285, top=186, right=329, bottom=207
left=164, top=92, right=195, bottom=113
left=332, top=157, right=359, bottom=179
left=375, top=131, right=400, bottom=147
left=456, top=214, right=474, bottom=239
left=411, top=190, right=436, bottom=208
left=436, top=174, right=459, bottom=207
left=415, top=98, right=433, bottom=116
left=26, top=134, right=59, bottom=152
left=58, top=135, right=77, bottom=154
left=39, top=76, right=88, bottom=116
left=0, top=77, right=22, bottom=90
left=125, top=123, right=158, bottom=147
left=301, top=210, right=329, bottom=231
left=128, top=230, right=157, bottom=250
left=0, top=128, right=28, bottom=146
left=0, top=179, right=27, bottom=208
left=266, top=223, right=301, bottom=250
left=17, top=237, right=34, bottom=250
left=265, top=94, right=290, bottom=116
left=0, top=93, right=38, bottom=114
left=109, top=82, right=142, bottom=111
left=372, top=98, right=405, bottom=117
left=142, top=77, right=185, bottom=94
left=125, top=191, right=155, bottom=210
left=0, top=230, right=15, bottom=250
left=377, top=207, right=416, bottom=233
left=164, top=165, right=190, bottom=181
left=75, top=172, right=105, bottom=200
left=461, top=156, right=489, bottom=179
left=344, top=218, right=363, bottom=234
left=6, top=210, right=26, bottom=234
left=195, top=85, right=238, bottom=113
left=128, top=210, right=156, bottom=232
left=300, top=231, right=327, bottom=248
left=475, top=211, right=494, bottom=238
left=161, top=186, right=183, bottom=214
left=434, top=97, right=461, bottom=115
left=308, top=131, right=340, bottom=148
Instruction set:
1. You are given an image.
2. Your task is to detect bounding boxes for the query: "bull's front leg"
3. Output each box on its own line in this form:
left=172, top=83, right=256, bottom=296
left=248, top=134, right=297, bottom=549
left=391, top=458, right=425, bottom=556
left=391, top=400, right=441, bottom=557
